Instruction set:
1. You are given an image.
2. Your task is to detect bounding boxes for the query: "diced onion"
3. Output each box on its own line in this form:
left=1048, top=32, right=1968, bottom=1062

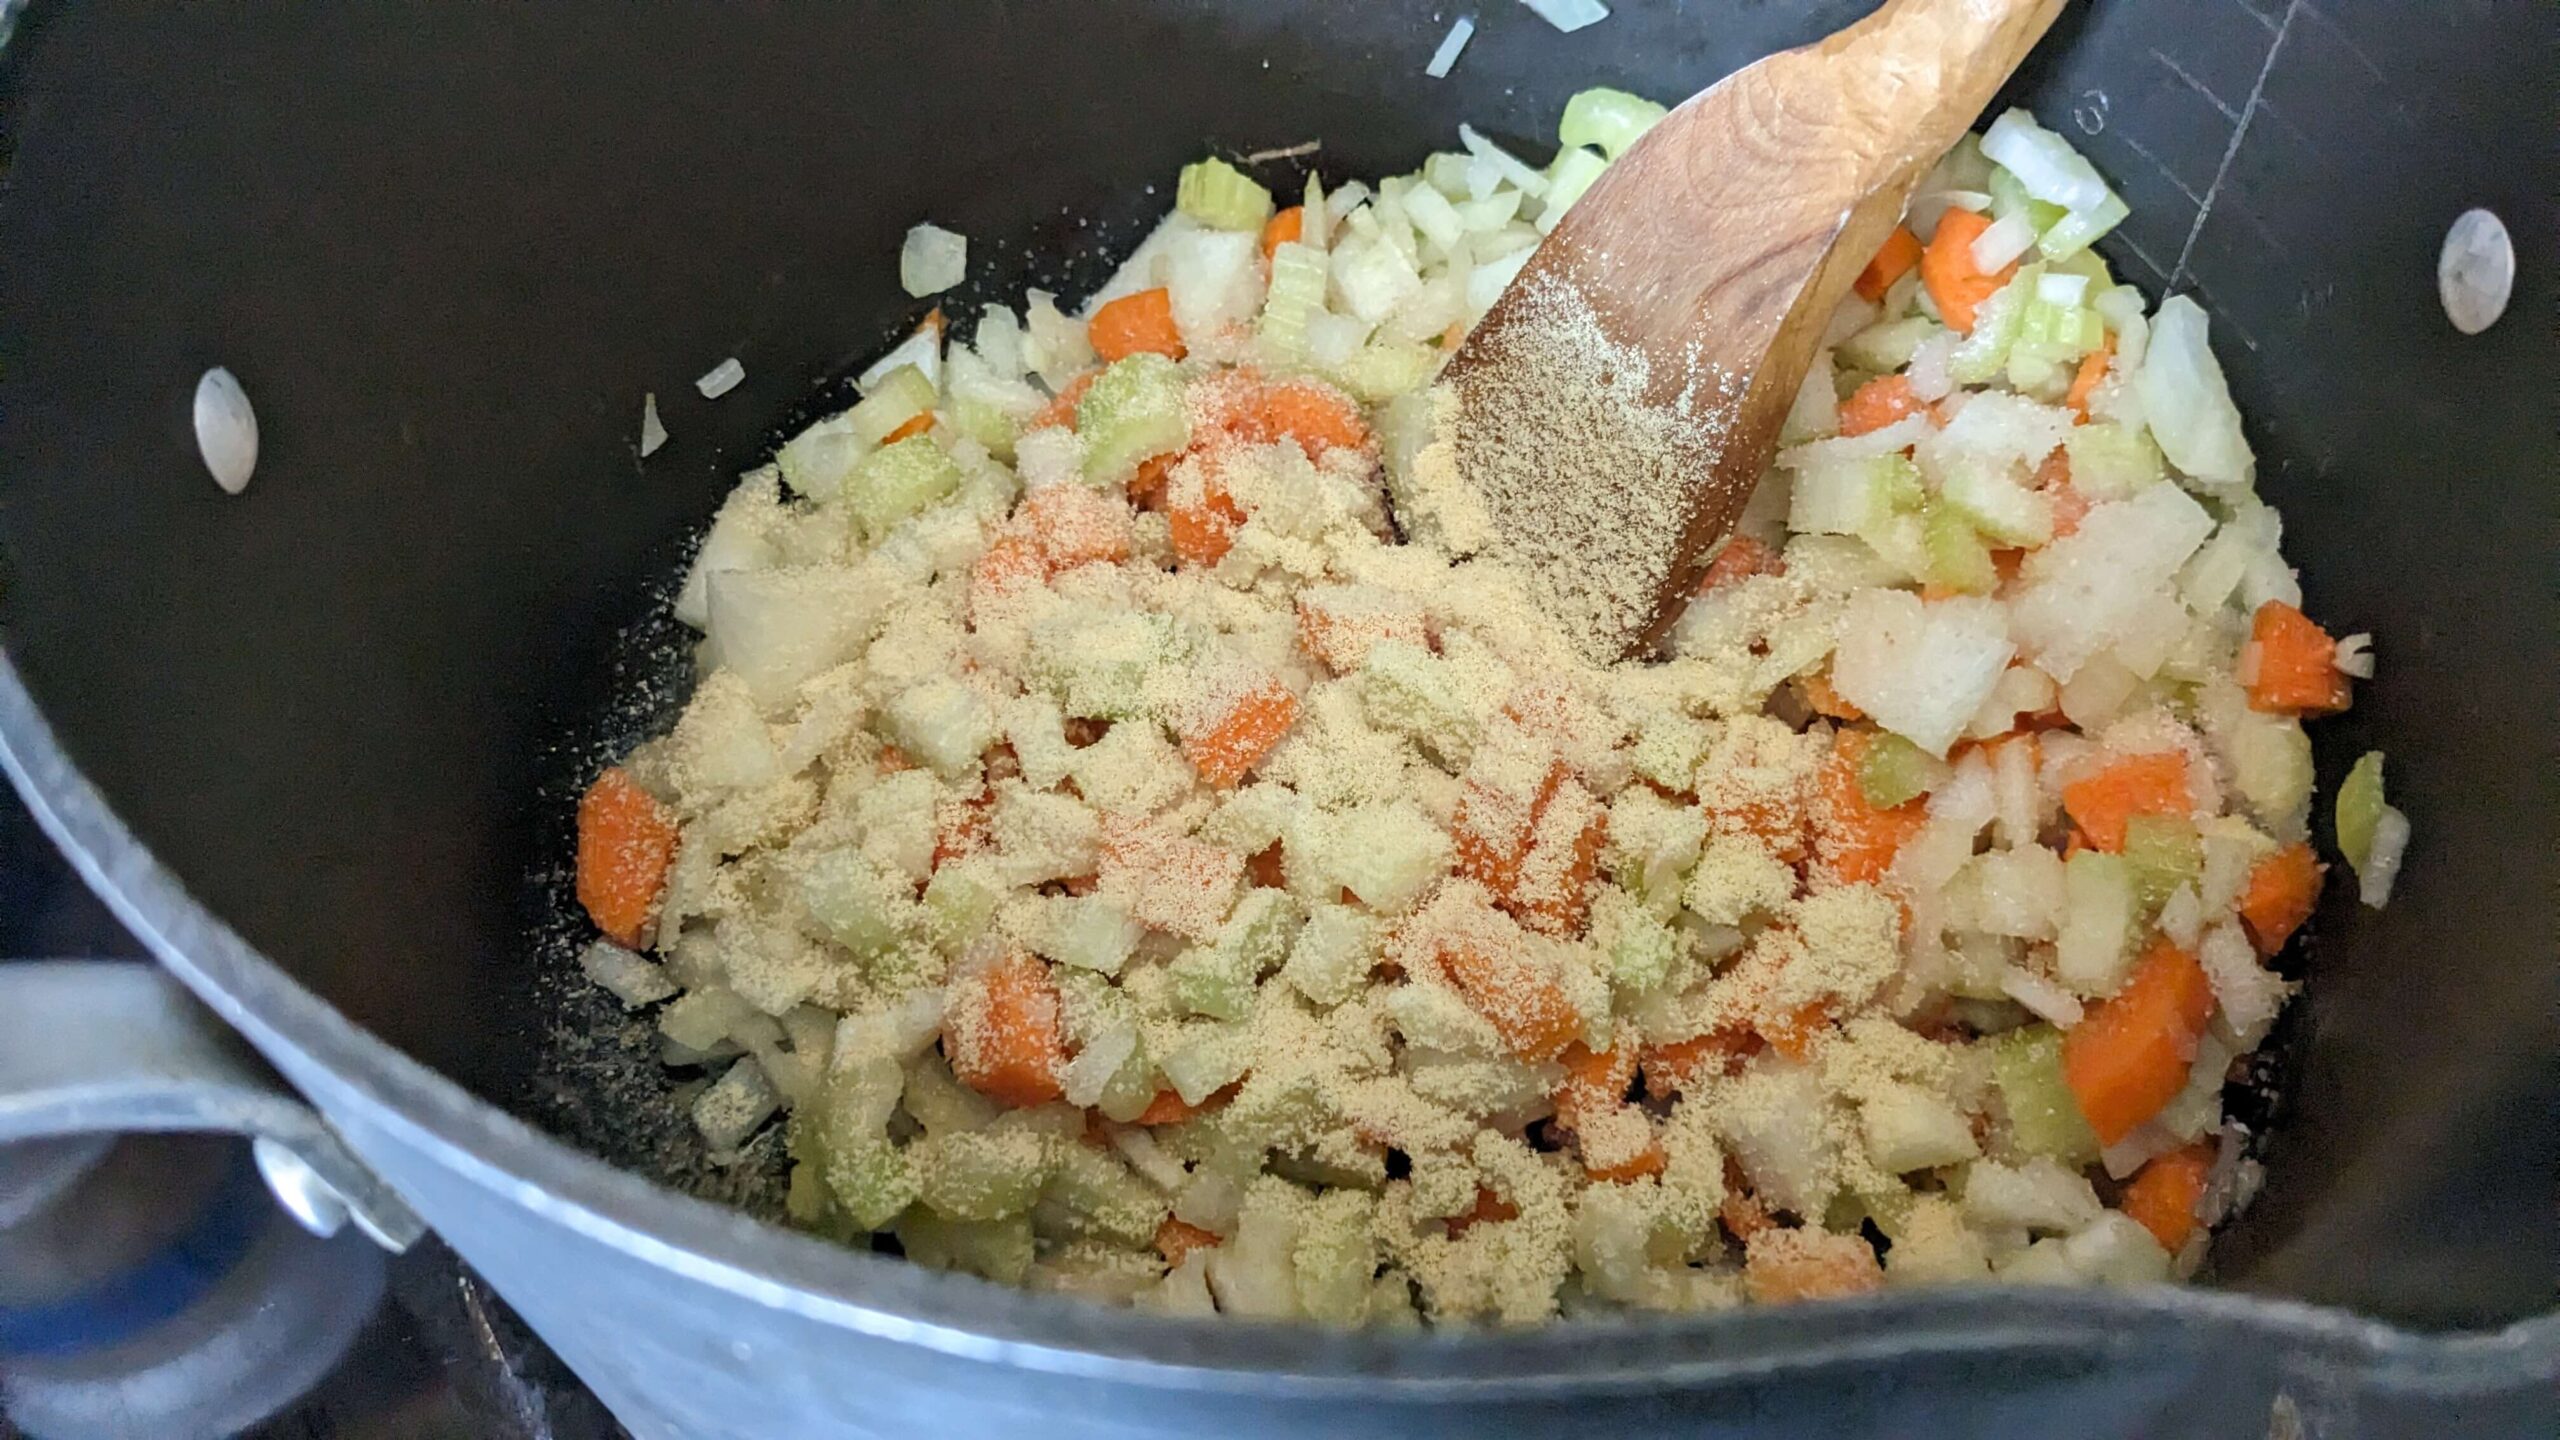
left=1980, top=108, right=2111, bottom=214
left=695, top=357, right=745, bottom=399
left=2358, top=807, right=2409, bottom=908
left=638, top=392, right=668, bottom=457
left=1970, top=212, right=2039, bottom=272
left=2000, top=965, right=2084, bottom=1027
left=2332, top=632, right=2376, bottom=679
left=2136, top=296, right=2254, bottom=490
left=1518, top=0, right=1610, bottom=34
left=900, top=222, right=969, bottom=297
left=1456, top=124, right=1549, bottom=197
left=1425, top=15, right=1475, bottom=78
left=580, top=939, right=678, bottom=1007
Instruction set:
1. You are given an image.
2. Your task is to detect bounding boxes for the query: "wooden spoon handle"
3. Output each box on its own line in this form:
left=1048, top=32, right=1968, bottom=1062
left=1800, top=0, right=2066, bottom=196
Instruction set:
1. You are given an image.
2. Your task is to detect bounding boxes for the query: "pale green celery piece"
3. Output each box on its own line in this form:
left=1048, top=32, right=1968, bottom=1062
left=784, top=1160, right=833, bottom=1228
left=1949, top=263, right=2043, bottom=385
left=800, top=847, right=915, bottom=957
left=902, top=1055, right=1000, bottom=1135
left=2048, top=247, right=2116, bottom=291
left=1176, top=156, right=1275, bottom=231
left=1607, top=900, right=1681, bottom=995
left=849, top=364, right=940, bottom=447
left=1094, top=1041, right=1161, bottom=1124
left=2335, top=751, right=2388, bottom=871
left=1839, top=315, right=1945, bottom=373
left=1258, top=240, right=1330, bottom=362
left=1077, top=353, right=1192, bottom=487
left=1941, top=458, right=2052, bottom=546
left=2064, top=422, right=2165, bottom=500
left=1825, top=1182, right=1918, bottom=1239
left=1159, top=1024, right=1254, bottom=1106
left=1630, top=715, right=1710, bottom=793
left=1859, top=730, right=1951, bottom=810
left=2121, top=813, right=2204, bottom=913
left=922, top=862, right=1002, bottom=954
left=1987, top=165, right=2067, bottom=232
left=1169, top=946, right=1255, bottom=1023
left=1921, top=501, right=2000, bottom=597
left=1334, top=340, right=1438, bottom=401
left=2038, top=192, right=2131, bottom=260
left=844, top=436, right=963, bottom=541
left=1558, top=86, right=1669, bottom=158
left=823, top=1136, right=919, bottom=1231
left=1986, top=1026, right=2100, bottom=1164
left=2006, top=341, right=2073, bottom=401
left=1044, top=1145, right=1170, bottom=1248
left=946, top=394, right=1019, bottom=461
left=2018, top=299, right=2105, bottom=356
left=1542, top=146, right=1610, bottom=219
left=915, top=1128, right=1055, bottom=1222
left=895, top=1209, right=1034, bottom=1285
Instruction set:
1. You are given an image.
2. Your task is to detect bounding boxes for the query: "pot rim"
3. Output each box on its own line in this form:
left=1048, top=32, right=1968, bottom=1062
left=0, top=652, right=2549, bottom=1396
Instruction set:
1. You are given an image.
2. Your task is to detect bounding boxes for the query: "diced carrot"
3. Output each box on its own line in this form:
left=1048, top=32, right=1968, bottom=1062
left=2121, top=1142, right=2216, bottom=1252
left=1586, top=1138, right=1669, bottom=1184
left=1259, top=205, right=1304, bottom=260
left=1839, top=373, right=1927, bottom=438
left=877, top=744, right=915, bottom=773
left=2059, top=751, right=2193, bottom=853
left=1134, top=1081, right=1239, bottom=1127
left=1258, top=378, right=1372, bottom=459
left=2064, top=336, right=2115, bottom=421
left=1758, top=999, right=1835, bottom=1062
left=1798, top=667, right=1866, bottom=722
left=1720, top=1184, right=1776, bottom=1242
left=1021, top=482, right=1133, bottom=570
left=1129, top=451, right=1178, bottom=508
left=2049, top=484, right=2090, bottom=539
left=2237, top=842, right=2322, bottom=956
left=1697, top=533, right=1787, bottom=592
left=1446, top=1186, right=1518, bottom=1237
left=1505, top=780, right=1607, bottom=937
left=1166, top=476, right=1246, bottom=568
left=1437, top=938, right=1581, bottom=1062
left=945, top=952, right=1068, bottom=1109
left=1087, top=286, right=1185, bottom=362
left=2063, top=936, right=2217, bottom=1145
left=1991, top=547, right=2027, bottom=584
left=880, top=411, right=934, bottom=446
left=2245, top=601, right=2352, bottom=715
left=969, top=531, right=1049, bottom=622
left=1641, top=1029, right=1761, bottom=1098
left=1177, top=678, right=1299, bottom=789
left=1154, top=1216, right=1222, bottom=1266
left=575, top=767, right=679, bottom=948
left=1099, top=819, right=1246, bottom=940
left=1453, top=756, right=1568, bottom=896
left=1811, top=730, right=1927, bottom=885
left=1027, top=370, right=1097, bottom=432
left=1853, top=224, right=1925, bottom=302
left=932, top=788, right=994, bottom=867
left=1744, top=1227, right=1885, bottom=1304
left=1919, top=209, right=2018, bottom=334
left=1296, top=586, right=1428, bottom=674
left=1552, top=1043, right=1638, bottom=1129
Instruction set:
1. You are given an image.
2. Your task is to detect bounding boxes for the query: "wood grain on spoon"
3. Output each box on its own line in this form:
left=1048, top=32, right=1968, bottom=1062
left=1442, top=0, right=2063, bottom=662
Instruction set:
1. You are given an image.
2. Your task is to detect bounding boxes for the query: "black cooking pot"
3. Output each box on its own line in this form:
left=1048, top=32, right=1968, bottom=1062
left=0, top=2, right=2550, bottom=1435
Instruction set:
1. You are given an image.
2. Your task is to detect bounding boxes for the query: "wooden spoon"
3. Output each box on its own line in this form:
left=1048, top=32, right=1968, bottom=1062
left=1441, top=0, right=2063, bottom=662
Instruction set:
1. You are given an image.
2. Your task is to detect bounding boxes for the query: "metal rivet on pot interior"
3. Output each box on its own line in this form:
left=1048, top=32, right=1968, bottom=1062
left=2437, top=207, right=2514, bottom=335
left=194, top=366, right=258, bottom=494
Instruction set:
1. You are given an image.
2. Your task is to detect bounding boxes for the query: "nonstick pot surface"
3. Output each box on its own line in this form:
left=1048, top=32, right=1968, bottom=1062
left=0, top=0, right=2549, bottom=1337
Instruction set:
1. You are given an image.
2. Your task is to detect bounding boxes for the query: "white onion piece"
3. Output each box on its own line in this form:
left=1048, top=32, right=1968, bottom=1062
left=900, top=222, right=968, bottom=297
left=579, top=939, right=678, bottom=1007
left=1970, top=211, right=2039, bottom=272
left=193, top=366, right=257, bottom=495
left=695, top=357, right=745, bottom=399
left=2358, top=807, right=2409, bottom=908
left=1425, top=15, right=1475, bottom=78
left=2000, top=964, right=2084, bottom=1027
left=1456, top=124, right=1548, bottom=197
left=639, top=393, right=668, bottom=457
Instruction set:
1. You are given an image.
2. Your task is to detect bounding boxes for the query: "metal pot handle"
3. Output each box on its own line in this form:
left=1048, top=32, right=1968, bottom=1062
left=0, top=959, right=423, bottom=1251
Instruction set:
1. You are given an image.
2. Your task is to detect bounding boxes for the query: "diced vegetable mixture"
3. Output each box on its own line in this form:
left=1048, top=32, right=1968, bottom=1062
left=571, top=95, right=2395, bottom=1324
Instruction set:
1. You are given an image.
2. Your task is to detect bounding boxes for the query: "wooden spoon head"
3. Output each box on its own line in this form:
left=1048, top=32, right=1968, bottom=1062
left=1442, top=0, right=2062, bottom=663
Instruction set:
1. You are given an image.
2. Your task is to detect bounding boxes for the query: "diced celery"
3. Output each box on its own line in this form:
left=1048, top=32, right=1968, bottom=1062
left=1176, top=156, right=1275, bottom=232
left=1840, top=315, right=1945, bottom=373
left=1986, top=1025, right=2100, bottom=1163
left=1258, top=240, right=1330, bottom=361
left=824, top=1135, right=919, bottom=1230
left=1279, top=902, right=1382, bottom=1008
left=1629, top=715, right=1710, bottom=793
left=1077, top=353, right=1191, bottom=488
left=946, top=394, right=1019, bottom=460
left=922, top=860, right=1002, bottom=953
left=2018, top=299, right=2106, bottom=356
left=1987, top=165, right=2066, bottom=233
left=849, top=365, right=940, bottom=447
left=1558, top=87, right=1669, bottom=159
left=1858, top=730, right=1951, bottom=809
left=1921, top=501, right=2000, bottom=596
left=2336, top=750, right=2388, bottom=871
left=895, top=1209, right=1034, bottom=1285
left=1939, top=460, right=2054, bottom=547
left=1093, top=1040, right=1160, bottom=1124
left=2006, top=341, right=2074, bottom=401
left=915, top=1126, right=1056, bottom=1221
left=2038, top=193, right=2130, bottom=260
left=1333, top=340, right=1438, bottom=401
left=1029, top=610, right=1182, bottom=720
left=1789, top=452, right=1924, bottom=536
left=1044, top=893, right=1143, bottom=976
left=1222, top=889, right=1305, bottom=975
left=2064, top=422, right=2165, bottom=501
left=800, top=847, right=917, bottom=957
left=1043, top=1144, right=1169, bottom=1248
left=1169, top=944, right=1256, bottom=1021
left=1359, top=639, right=1479, bottom=760
left=1540, top=146, right=1610, bottom=228
left=844, top=436, right=963, bottom=540
left=2048, top=248, right=2116, bottom=291
left=884, top=676, right=997, bottom=776
left=1325, top=802, right=1452, bottom=912
left=903, top=1054, right=1000, bottom=1134
left=1607, top=900, right=1680, bottom=995
left=2054, top=850, right=2135, bottom=993
left=1860, top=1080, right=1982, bottom=1173
left=1170, top=891, right=1300, bottom=1020
left=2122, top=813, right=2204, bottom=913
left=1950, top=264, right=2042, bottom=385
left=1159, top=1023, right=1254, bottom=1106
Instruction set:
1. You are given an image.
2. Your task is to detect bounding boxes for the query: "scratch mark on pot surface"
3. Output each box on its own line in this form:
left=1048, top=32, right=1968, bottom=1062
left=2172, top=0, right=2298, bottom=290
left=2117, top=129, right=2207, bottom=206
left=2151, top=48, right=2241, bottom=122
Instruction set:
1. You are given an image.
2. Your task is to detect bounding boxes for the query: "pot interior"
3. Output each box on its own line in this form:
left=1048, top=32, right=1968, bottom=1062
left=0, top=0, right=2549, bottom=1330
